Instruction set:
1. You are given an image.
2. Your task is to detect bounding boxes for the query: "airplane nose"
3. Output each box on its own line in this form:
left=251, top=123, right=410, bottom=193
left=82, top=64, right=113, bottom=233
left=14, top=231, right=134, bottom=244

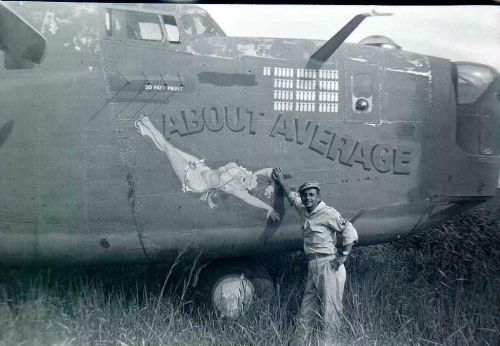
left=455, top=62, right=500, bottom=157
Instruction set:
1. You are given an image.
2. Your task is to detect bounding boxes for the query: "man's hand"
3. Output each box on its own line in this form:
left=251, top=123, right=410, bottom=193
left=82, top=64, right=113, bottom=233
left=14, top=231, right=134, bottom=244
left=330, top=243, right=354, bottom=270
left=272, top=167, right=285, bottom=186
left=267, top=208, right=281, bottom=223
left=329, top=255, right=346, bottom=271
left=272, top=167, right=294, bottom=201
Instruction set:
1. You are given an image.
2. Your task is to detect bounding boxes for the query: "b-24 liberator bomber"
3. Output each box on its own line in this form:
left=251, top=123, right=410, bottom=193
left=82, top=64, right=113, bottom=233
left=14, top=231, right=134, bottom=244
left=0, top=2, right=499, bottom=314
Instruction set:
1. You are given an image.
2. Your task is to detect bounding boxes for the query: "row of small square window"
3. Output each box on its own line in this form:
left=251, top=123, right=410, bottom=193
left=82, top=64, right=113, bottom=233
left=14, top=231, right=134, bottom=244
left=274, top=91, right=340, bottom=103
left=273, top=102, right=339, bottom=112
left=318, top=92, right=339, bottom=102
left=274, top=90, right=318, bottom=101
left=273, top=79, right=295, bottom=89
left=296, top=69, right=316, bottom=79
left=273, top=102, right=294, bottom=111
left=274, top=90, right=294, bottom=100
left=296, top=80, right=316, bottom=90
left=263, top=67, right=339, bottom=80
left=296, top=69, right=338, bottom=79
left=273, top=102, right=316, bottom=112
left=318, top=81, right=339, bottom=91
left=274, top=79, right=340, bottom=91
left=274, top=67, right=294, bottom=78
left=318, top=103, right=339, bottom=113
left=318, top=70, right=339, bottom=80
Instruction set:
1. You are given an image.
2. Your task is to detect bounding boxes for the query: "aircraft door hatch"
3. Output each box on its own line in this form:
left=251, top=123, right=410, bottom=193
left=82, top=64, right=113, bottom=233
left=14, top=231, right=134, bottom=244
left=99, top=6, right=184, bottom=260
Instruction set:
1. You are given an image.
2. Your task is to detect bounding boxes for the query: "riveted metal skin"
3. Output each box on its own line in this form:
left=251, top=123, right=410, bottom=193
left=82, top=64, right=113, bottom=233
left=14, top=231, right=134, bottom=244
left=0, top=3, right=498, bottom=266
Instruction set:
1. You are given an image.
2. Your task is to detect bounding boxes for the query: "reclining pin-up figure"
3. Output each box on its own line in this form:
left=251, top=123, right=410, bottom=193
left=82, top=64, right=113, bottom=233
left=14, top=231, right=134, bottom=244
left=135, top=115, right=280, bottom=222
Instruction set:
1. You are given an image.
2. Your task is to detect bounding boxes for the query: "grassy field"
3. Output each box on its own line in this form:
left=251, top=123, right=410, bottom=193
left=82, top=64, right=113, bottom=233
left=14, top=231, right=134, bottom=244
left=1, top=203, right=499, bottom=346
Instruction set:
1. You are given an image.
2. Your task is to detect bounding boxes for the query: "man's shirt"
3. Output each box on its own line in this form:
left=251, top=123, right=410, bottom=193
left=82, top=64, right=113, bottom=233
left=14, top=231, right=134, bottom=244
left=288, top=191, right=358, bottom=255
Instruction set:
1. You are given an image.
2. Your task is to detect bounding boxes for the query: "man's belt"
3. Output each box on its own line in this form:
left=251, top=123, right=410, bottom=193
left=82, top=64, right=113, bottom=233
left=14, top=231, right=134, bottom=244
left=306, top=253, right=333, bottom=261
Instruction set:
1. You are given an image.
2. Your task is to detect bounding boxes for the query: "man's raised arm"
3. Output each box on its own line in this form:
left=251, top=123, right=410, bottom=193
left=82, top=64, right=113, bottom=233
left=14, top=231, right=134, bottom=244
left=272, top=167, right=294, bottom=202
left=272, top=167, right=308, bottom=214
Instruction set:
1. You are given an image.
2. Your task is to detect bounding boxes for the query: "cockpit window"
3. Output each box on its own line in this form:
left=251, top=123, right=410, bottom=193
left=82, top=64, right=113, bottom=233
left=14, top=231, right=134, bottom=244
left=162, top=15, right=181, bottom=43
left=455, top=63, right=496, bottom=104
left=126, top=12, right=163, bottom=41
left=180, top=13, right=224, bottom=37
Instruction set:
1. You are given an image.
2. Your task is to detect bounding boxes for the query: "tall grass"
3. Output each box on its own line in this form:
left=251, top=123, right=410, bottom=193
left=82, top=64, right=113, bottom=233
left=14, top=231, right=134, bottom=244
left=1, top=203, right=498, bottom=345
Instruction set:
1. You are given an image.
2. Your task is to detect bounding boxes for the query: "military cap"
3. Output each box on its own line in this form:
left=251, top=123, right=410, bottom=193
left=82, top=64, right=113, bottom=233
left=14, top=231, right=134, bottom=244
left=298, top=181, right=320, bottom=194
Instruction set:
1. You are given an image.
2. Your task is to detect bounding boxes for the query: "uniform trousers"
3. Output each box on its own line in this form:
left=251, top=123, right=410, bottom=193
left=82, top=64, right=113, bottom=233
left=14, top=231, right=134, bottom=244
left=292, top=255, right=346, bottom=345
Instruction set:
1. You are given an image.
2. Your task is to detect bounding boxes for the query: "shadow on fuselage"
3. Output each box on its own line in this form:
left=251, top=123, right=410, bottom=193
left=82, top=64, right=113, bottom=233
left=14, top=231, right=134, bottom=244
left=0, top=120, right=14, bottom=148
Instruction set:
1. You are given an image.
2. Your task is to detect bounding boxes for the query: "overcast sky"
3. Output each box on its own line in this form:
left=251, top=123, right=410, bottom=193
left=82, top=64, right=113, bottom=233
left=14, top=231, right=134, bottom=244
left=201, top=5, right=500, bottom=72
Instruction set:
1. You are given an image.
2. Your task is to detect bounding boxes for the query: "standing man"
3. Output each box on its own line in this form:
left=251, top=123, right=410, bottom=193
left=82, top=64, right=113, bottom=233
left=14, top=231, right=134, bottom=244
left=272, top=167, right=358, bottom=345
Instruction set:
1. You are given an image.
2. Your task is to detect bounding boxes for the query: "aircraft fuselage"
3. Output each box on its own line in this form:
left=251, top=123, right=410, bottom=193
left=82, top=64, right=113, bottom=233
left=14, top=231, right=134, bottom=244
left=0, top=3, right=498, bottom=265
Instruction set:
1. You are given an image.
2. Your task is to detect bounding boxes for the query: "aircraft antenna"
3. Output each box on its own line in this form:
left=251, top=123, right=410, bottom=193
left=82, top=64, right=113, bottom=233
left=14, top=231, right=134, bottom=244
left=306, top=11, right=392, bottom=70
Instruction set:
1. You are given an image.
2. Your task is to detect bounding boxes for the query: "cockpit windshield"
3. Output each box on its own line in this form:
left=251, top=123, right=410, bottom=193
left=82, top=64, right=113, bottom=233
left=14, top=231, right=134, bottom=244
left=455, top=63, right=496, bottom=105
left=180, top=12, right=225, bottom=37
